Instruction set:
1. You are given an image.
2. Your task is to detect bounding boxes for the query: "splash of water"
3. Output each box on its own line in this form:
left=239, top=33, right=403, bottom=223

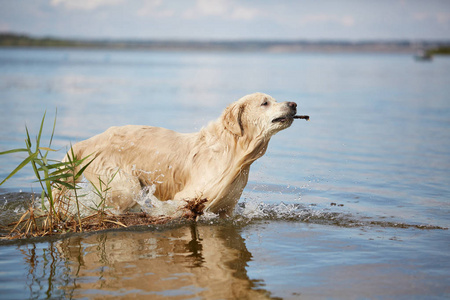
left=35, top=183, right=185, bottom=219
left=226, top=200, right=447, bottom=230
left=1, top=191, right=446, bottom=231
left=135, top=185, right=184, bottom=218
left=230, top=200, right=351, bottom=225
left=35, top=181, right=108, bottom=217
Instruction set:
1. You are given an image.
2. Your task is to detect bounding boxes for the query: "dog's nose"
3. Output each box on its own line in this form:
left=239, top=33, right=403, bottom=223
left=287, top=102, right=297, bottom=109
left=287, top=102, right=297, bottom=113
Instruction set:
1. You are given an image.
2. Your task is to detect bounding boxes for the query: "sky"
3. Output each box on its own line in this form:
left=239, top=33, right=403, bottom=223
left=0, top=0, right=449, bottom=41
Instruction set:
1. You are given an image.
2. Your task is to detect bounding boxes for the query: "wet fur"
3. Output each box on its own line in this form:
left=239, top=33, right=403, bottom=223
left=56, top=93, right=297, bottom=217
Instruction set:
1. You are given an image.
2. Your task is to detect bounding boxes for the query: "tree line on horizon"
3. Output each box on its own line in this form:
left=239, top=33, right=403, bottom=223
left=1, top=32, right=449, bottom=54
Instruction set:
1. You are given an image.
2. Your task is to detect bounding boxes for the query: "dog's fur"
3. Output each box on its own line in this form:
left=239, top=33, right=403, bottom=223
left=59, top=93, right=298, bottom=217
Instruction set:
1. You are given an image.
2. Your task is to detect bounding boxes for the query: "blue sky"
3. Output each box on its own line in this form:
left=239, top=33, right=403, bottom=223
left=1, top=0, right=449, bottom=40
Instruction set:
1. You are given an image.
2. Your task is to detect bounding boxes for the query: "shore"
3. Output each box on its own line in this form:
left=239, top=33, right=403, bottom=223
left=1, top=33, right=450, bottom=54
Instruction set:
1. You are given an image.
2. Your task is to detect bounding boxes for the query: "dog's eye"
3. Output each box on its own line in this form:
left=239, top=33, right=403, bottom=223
left=261, top=101, right=269, bottom=106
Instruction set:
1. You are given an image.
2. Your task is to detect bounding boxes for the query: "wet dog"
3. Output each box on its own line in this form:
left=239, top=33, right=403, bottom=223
left=57, top=93, right=301, bottom=217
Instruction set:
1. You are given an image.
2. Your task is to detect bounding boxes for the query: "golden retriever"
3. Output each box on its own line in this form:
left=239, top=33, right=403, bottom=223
left=59, top=93, right=301, bottom=217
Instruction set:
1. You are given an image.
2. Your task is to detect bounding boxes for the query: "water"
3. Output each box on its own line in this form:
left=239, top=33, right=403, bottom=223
left=0, top=48, right=449, bottom=299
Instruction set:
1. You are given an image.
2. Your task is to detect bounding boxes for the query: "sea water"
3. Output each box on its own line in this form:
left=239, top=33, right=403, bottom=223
left=0, top=48, right=449, bottom=299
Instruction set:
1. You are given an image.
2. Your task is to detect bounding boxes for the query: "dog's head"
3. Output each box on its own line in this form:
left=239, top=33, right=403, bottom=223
left=222, top=92, right=297, bottom=139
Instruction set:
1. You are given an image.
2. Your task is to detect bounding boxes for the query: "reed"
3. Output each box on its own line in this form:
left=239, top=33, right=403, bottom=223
left=0, top=110, right=96, bottom=237
left=0, top=111, right=204, bottom=240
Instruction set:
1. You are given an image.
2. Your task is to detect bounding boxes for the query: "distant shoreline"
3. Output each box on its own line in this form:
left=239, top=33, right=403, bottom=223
left=1, top=33, right=450, bottom=54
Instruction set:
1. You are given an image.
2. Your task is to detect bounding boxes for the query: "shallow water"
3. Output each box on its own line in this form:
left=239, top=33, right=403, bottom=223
left=0, top=48, right=449, bottom=299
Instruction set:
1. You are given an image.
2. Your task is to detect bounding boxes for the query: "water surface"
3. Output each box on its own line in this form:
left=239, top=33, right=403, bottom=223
left=0, top=48, right=449, bottom=299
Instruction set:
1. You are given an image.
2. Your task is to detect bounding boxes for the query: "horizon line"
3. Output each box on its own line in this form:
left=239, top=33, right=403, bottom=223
left=2, top=32, right=450, bottom=44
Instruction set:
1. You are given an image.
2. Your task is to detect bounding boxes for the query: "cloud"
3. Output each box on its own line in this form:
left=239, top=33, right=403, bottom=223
left=299, top=14, right=355, bottom=27
left=2, top=0, right=448, bottom=40
left=412, top=12, right=429, bottom=21
left=183, top=0, right=260, bottom=20
left=135, top=0, right=175, bottom=18
left=0, top=21, right=10, bottom=32
left=413, top=12, right=450, bottom=24
left=437, top=13, right=450, bottom=24
left=230, top=6, right=260, bottom=21
left=196, top=0, right=228, bottom=16
left=50, top=0, right=124, bottom=11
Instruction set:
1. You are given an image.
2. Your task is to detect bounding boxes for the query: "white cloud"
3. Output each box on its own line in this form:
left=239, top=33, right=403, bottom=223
left=412, top=12, right=429, bottom=21
left=437, top=13, right=450, bottom=24
left=183, top=0, right=260, bottom=20
left=196, top=0, right=229, bottom=16
left=183, top=0, right=228, bottom=19
left=0, top=21, right=10, bottom=32
left=230, top=6, right=260, bottom=21
left=50, top=0, right=124, bottom=11
left=413, top=12, right=450, bottom=24
left=341, top=15, right=355, bottom=27
left=298, top=14, right=355, bottom=27
left=136, top=0, right=174, bottom=18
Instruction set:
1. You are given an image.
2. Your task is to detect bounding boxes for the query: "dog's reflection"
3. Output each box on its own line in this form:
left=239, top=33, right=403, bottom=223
left=57, top=223, right=279, bottom=299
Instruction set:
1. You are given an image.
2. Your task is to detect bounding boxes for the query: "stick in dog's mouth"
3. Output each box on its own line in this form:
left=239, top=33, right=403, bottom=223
left=293, top=115, right=310, bottom=121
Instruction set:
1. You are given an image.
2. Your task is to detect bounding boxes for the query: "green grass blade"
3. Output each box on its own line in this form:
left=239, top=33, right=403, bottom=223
left=68, top=146, right=77, bottom=162
left=48, top=108, right=57, bottom=149
left=38, top=161, right=71, bottom=172
left=75, top=158, right=95, bottom=180
left=77, top=153, right=94, bottom=165
left=39, top=147, right=57, bottom=152
left=36, top=110, right=47, bottom=150
left=43, top=173, right=73, bottom=182
left=44, top=177, right=54, bottom=205
left=40, top=191, right=47, bottom=211
left=53, top=180, right=76, bottom=191
left=41, top=155, right=48, bottom=166
left=29, top=156, right=43, bottom=184
left=0, top=153, right=37, bottom=186
left=0, top=148, right=29, bottom=155
left=33, top=159, right=45, bottom=167
left=25, top=125, right=32, bottom=150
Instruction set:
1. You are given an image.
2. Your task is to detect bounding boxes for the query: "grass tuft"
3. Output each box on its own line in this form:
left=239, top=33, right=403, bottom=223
left=0, top=110, right=206, bottom=240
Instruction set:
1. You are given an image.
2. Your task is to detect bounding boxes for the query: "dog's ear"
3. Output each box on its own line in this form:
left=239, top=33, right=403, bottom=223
left=222, top=102, right=245, bottom=137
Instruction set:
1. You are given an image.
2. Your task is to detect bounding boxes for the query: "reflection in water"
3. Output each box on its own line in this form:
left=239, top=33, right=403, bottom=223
left=19, top=242, right=74, bottom=299
left=20, top=224, right=279, bottom=299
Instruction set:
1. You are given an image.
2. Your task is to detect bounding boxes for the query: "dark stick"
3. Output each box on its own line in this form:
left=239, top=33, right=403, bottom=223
left=293, top=115, right=310, bottom=121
